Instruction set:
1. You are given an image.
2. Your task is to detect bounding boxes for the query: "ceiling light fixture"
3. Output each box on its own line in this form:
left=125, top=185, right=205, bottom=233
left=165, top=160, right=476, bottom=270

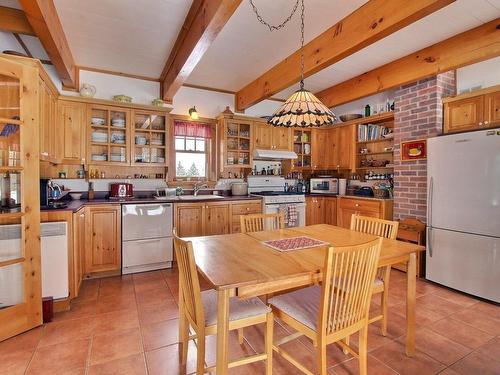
left=188, top=106, right=199, bottom=120
left=250, top=0, right=336, bottom=127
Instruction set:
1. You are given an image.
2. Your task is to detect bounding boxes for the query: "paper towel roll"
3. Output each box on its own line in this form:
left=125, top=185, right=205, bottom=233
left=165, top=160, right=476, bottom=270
left=339, top=179, right=347, bottom=195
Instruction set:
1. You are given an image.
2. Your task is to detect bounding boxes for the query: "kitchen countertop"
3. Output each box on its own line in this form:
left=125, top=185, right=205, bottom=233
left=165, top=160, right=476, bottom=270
left=305, top=193, right=393, bottom=201
left=41, top=195, right=262, bottom=213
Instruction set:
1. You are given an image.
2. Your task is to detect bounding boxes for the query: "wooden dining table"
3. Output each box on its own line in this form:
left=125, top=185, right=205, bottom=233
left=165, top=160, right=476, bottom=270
left=188, top=224, right=425, bottom=374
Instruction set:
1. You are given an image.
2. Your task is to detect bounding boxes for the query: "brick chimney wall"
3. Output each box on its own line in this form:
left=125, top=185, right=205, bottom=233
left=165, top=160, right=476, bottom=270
left=393, top=72, right=456, bottom=222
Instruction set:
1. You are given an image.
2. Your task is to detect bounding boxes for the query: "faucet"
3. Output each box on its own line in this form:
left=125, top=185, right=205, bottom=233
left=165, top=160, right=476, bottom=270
left=193, top=182, right=208, bottom=196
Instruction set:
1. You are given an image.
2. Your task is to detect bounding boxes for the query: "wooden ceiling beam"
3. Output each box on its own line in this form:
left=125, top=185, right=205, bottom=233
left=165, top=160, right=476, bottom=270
left=0, top=6, right=35, bottom=36
left=316, top=19, right=500, bottom=108
left=235, top=0, right=455, bottom=111
left=19, top=0, right=76, bottom=88
left=161, top=0, right=242, bottom=102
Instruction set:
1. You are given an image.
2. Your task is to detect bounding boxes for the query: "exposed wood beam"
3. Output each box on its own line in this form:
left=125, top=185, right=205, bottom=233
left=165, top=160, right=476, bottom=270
left=161, top=0, right=242, bottom=101
left=0, top=6, right=35, bottom=36
left=316, top=19, right=500, bottom=108
left=19, top=0, right=76, bottom=88
left=235, top=0, right=455, bottom=111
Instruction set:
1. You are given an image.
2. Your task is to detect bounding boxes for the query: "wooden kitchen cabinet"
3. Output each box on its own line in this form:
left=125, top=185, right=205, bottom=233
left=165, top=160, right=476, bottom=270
left=337, top=197, right=393, bottom=228
left=57, top=99, right=87, bottom=164
left=443, top=85, right=500, bottom=133
left=72, top=208, right=85, bottom=297
left=253, top=120, right=292, bottom=151
left=84, top=205, right=121, bottom=276
left=203, top=202, right=231, bottom=235
left=305, top=196, right=325, bottom=225
left=39, top=78, right=58, bottom=163
left=173, top=203, right=204, bottom=237
left=311, top=129, right=331, bottom=170
left=231, top=200, right=262, bottom=233
left=218, top=115, right=253, bottom=169
left=336, top=125, right=356, bottom=170
left=324, top=197, right=337, bottom=225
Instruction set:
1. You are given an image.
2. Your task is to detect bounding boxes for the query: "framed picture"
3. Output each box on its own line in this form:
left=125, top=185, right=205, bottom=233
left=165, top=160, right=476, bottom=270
left=400, top=139, right=427, bottom=161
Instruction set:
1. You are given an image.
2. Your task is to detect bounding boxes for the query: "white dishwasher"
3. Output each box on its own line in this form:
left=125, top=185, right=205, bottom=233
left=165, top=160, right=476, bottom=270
left=122, top=203, right=173, bottom=274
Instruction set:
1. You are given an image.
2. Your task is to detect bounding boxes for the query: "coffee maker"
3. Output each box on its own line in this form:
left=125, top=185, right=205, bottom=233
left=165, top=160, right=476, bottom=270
left=40, top=179, right=66, bottom=208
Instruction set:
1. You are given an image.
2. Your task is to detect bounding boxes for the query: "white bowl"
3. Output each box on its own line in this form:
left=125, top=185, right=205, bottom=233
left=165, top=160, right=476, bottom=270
left=91, top=117, right=106, bottom=125
left=70, top=193, right=82, bottom=200
left=135, top=136, right=147, bottom=145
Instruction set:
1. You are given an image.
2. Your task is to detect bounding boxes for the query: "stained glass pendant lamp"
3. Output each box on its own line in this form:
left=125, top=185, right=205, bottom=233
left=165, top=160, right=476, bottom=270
left=251, top=0, right=337, bottom=127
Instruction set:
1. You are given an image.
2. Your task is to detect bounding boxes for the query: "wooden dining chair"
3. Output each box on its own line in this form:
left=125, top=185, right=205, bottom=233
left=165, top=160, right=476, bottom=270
left=240, top=212, right=285, bottom=233
left=269, top=238, right=382, bottom=375
left=173, top=229, right=274, bottom=375
left=350, top=214, right=399, bottom=336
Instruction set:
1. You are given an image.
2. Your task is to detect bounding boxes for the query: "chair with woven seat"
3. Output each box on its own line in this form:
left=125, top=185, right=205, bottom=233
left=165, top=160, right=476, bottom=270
left=350, top=214, right=399, bottom=336
left=173, top=229, right=273, bottom=375
left=269, top=238, right=382, bottom=375
left=240, top=212, right=285, bottom=233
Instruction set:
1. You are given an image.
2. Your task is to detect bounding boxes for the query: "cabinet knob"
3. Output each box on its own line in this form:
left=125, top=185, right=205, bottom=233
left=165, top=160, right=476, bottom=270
left=246, top=207, right=250, bottom=211
left=355, top=203, right=360, bottom=207
left=484, top=121, right=489, bottom=125
left=479, top=122, right=483, bottom=126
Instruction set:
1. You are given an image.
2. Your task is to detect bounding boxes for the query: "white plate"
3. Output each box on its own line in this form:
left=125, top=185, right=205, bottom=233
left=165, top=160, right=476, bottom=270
left=91, top=155, right=107, bottom=161
left=91, top=118, right=106, bottom=125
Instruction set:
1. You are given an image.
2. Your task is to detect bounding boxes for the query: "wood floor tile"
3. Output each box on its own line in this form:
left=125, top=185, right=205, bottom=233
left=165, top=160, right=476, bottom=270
left=90, top=328, right=143, bottom=365
left=429, top=318, right=494, bottom=349
left=27, top=339, right=90, bottom=375
left=88, top=353, right=147, bottom=375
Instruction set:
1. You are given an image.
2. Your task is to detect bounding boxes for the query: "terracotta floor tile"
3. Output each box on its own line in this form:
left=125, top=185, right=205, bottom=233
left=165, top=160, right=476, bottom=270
left=414, top=280, right=443, bottom=297
left=344, top=324, right=397, bottom=354
left=94, top=309, right=140, bottom=335
left=396, top=328, right=471, bottom=366
left=138, top=300, right=179, bottom=324
left=141, top=319, right=179, bottom=351
left=431, top=287, right=479, bottom=308
left=437, top=368, right=462, bottom=375
left=90, top=328, right=143, bottom=365
left=53, top=300, right=97, bottom=322
left=469, top=301, right=500, bottom=320
left=391, top=301, right=445, bottom=326
left=371, top=340, right=446, bottom=375
left=98, top=283, right=136, bottom=299
left=414, top=294, right=466, bottom=317
left=99, top=274, right=133, bottom=287
left=0, top=349, right=34, bottom=375
left=475, top=337, right=500, bottom=363
left=449, top=309, right=500, bottom=336
left=136, top=287, right=174, bottom=306
left=134, top=278, right=169, bottom=293
left=330, top=355, right=399, bottom=375
left=27, top=339, right=90, bottom=375
left=203, top=330, right=257, bottom=368
left=38, top=317, right=95, bottom=348
left=0, top=326, right=43, bottom=354
left=429, top=318, right=494, bottom=349
left=145, top=342, right=198, bottom=375
left=88, top=353, right=147, bottom=375
left=133, top=270, right=164, bottom=282
left=95, top=293, right=137, bottom=314
left=450, top=351, right=500, bottom=375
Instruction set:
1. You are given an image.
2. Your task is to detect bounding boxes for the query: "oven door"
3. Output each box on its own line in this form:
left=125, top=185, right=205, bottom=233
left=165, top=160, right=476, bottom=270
left=265, top=203, right=306, bottom=228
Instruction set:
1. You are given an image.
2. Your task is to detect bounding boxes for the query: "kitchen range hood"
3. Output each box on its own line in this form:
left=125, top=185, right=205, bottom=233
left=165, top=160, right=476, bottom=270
left=253, top=149, right=298, bottom=160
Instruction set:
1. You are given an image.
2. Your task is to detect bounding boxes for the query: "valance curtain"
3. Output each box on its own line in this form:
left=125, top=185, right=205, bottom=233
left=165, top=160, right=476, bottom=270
left=174, top=120, right=212, bottom=138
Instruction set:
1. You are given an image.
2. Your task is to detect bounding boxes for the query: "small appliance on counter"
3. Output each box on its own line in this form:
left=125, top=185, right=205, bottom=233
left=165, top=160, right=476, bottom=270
left=109, top=183, right=134, bottom=199
left=353, top=186, right=374, bottom=197
left=40, top=179, right=69, bottom=209
left=309, top=177, right=338, bottom=194
left=231, top=182, right=248, bottom=196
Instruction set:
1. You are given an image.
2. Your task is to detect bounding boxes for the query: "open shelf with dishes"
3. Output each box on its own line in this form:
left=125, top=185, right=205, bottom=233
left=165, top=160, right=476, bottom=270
left=88, top=106, right=130, bottom=165
left=354, top=113, right=395, bottom=181
left=132, top=111, right=167, bottom=166
left=291, top=129, right=312, bottom=169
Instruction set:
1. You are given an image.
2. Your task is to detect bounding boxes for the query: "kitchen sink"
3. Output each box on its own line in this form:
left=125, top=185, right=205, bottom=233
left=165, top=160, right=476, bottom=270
left=178, top=195, right=224, bottom=200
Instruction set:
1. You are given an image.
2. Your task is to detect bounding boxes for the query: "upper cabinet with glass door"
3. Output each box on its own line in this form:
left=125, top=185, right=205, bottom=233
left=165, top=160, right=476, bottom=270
left=219, top=116, right=253, bottom=169
left=132, top=111, right=167, bottom=166
left=88, top=105, right=130, bottom=165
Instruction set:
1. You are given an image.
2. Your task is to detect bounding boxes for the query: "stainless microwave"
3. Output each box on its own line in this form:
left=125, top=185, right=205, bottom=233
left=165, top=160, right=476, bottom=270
left=309, top=178, right=338, bottom=194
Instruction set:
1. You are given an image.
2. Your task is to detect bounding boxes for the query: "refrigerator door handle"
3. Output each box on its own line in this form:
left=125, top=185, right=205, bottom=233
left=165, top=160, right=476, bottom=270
left=428, top=176, right=434, bottom=257
left=428, top=227, right=433, bottom=257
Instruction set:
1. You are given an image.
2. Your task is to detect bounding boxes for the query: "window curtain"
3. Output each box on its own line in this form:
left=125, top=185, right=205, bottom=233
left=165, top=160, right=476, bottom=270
left=174, top=120, right=212, bottom=138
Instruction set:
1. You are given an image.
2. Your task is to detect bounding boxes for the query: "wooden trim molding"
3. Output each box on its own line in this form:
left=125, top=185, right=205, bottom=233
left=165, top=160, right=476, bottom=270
left=0, top=6, right=35, bottom=35
left=235, top=0, right=455, bottom=111
left=161, top=0, right=242, bottom=102
left=19, top=0, right=77, bottom=88
left=182, top=83, right=286, bottom=103
left=316, top=19, right=500, bottom=108
left=78, top=65, right=160, bottom=83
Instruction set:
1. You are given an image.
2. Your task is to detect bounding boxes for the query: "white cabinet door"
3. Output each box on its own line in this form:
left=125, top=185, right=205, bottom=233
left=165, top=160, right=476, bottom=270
left=122, top=238, right=173, bottom=270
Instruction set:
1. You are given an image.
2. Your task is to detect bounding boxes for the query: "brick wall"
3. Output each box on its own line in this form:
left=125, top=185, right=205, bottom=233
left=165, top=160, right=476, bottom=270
left=393, top=72, right=456, bottom=222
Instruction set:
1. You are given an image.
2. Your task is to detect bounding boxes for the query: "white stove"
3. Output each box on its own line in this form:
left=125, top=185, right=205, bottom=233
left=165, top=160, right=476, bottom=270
left=247, top=176, right=306, bottom=227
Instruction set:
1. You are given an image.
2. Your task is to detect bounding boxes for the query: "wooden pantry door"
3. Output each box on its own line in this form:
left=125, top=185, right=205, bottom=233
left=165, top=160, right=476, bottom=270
left=0, top=57, right=42, bottom=341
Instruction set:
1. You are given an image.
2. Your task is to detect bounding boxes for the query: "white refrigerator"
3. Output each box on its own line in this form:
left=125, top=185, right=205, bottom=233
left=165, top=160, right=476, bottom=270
left=426, top=128, right=500, bottom=302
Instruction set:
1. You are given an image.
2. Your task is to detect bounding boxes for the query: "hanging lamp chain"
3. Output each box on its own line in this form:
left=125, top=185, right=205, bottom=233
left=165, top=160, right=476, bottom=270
left=249, top=0, right=300, bottom=31
left=299, top=0, right=305, bottom=90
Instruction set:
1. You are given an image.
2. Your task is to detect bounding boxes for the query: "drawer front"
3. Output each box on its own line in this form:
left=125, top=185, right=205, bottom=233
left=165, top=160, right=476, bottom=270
left=231, top=202, right=262, bottom=215
left=339, top=198, right=380, bottom=213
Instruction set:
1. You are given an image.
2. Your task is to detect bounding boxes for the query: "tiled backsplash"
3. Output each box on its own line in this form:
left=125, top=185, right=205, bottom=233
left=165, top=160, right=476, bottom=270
left=52, top=178, right=168, bottom=192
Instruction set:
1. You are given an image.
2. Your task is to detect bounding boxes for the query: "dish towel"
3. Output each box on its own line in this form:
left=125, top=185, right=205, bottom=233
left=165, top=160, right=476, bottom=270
left=287, top=204, right=298, bottom=227
left=279, top=205, right=289, bottom=226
